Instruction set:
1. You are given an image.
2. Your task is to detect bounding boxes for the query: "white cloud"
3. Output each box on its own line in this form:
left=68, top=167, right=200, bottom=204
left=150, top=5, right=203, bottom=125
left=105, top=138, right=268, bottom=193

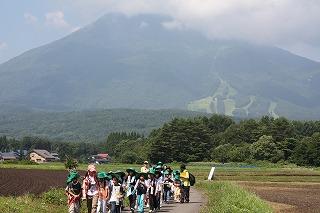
left=45, top=11, right=69, bottom=29
left=24, top=13, right=38, bottom=24
left=69, top=0, right=320, bottom=61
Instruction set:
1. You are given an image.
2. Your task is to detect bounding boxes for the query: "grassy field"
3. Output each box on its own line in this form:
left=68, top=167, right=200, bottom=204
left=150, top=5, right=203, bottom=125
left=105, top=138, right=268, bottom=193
left=0, top=188, right=91, bottom=213
left=1, top=161, right=320, bottom=212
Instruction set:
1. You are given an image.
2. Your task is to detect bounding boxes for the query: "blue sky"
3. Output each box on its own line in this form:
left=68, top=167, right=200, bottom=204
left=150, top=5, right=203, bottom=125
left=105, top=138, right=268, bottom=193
left=0, top=1, right=87, bottom=63
left=1, top=0, right=320, bottom=63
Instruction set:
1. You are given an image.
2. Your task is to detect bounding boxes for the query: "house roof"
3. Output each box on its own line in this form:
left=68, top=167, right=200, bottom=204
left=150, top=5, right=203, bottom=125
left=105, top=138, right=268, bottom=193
left=31, top=149, right=56, bottom=159
left=0, top=152, right=18, bottom=160
left=97, top=153, right=109, bottom=158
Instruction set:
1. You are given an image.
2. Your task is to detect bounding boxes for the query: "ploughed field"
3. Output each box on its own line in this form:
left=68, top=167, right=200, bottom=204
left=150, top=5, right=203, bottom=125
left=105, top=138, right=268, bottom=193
left=0, top=168, right=84, bottom=196
left=238, top=181, right=320, bottom=213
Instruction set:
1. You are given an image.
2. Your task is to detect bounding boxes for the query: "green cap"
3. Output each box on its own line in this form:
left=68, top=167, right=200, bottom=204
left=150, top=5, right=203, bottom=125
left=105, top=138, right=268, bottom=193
left=66, top=171, right=80, bottom=184
left=136, top=172, right=148, bottom=179
left=148, top=168, right=156, bottom=175
left=126, top=168, right=137, bottom=174
left=97, top=171, right=108, bottom=179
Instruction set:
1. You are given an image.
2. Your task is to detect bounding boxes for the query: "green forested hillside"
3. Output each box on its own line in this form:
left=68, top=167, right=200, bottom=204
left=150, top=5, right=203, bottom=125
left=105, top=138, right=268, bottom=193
left=0, top=108, right=207, bottom=141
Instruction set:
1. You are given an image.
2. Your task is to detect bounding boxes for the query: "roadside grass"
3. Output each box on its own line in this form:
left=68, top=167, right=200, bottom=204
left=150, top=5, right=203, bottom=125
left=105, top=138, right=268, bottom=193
left=0, top=190, right=66, bottom=213
left=197, top=181, right=273, bottom=213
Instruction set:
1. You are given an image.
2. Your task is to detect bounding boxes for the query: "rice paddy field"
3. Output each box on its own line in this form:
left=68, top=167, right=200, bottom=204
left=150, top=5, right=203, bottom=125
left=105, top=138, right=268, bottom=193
left=0, top=161, right=319, bottom=212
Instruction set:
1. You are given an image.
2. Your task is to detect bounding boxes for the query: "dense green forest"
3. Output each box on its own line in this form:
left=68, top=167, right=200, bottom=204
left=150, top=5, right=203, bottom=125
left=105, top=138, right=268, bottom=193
left=0, top=108, right=206, bottom=142
left=146, top=115, right=320, bottom=166
left=1, top=114, right=320, bottom=167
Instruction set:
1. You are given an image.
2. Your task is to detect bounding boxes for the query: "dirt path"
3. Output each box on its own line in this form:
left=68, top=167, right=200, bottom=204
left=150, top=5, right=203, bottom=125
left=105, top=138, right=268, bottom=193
left=122, top=188, right=205, bottom=213
left=158, top=189, right=204, bottom=213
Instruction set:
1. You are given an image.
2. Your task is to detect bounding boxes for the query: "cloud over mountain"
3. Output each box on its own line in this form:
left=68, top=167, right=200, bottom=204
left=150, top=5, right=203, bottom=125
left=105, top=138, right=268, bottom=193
left=70, top=0, right=320, bottom=61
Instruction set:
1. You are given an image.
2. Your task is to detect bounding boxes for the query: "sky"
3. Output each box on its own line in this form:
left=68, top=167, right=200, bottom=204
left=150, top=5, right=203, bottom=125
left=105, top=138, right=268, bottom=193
left=1, top=0, right=320, bottom=63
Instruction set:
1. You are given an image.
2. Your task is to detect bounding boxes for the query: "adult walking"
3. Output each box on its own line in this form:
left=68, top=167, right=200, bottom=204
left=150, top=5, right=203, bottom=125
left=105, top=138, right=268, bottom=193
left=82, top=164, right=99, bottom=213
left=141, top=161, right=150, bottom=173
left=179, top=164, right=190, bottom=203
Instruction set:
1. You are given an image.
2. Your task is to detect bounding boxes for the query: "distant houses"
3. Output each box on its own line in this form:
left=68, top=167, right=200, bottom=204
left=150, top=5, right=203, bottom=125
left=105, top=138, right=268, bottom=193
left=0, top=151, right=19, bottom=161
left=29, top=149, right=60, bottom=163
left=88, top=153, right=111, bottom=164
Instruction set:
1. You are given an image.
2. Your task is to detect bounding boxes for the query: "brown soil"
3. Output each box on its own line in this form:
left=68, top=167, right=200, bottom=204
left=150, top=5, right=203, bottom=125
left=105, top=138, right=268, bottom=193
left=237, top=181, right=320, bottom=213
left=0, top=168, right=85, bottom=196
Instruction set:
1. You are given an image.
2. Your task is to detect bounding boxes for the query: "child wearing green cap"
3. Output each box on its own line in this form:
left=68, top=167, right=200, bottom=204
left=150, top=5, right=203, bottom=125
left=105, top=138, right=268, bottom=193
left=173, top=175, right=182, bottom=203
left=65, top=172, right=82, bottom=213
left=147, top=169, right=158, bottom=212
left=126, top=168, right=137, bottom=213
left=109, top=175, right=124, bottom=213
left=134, top=173, right=148, bottom=213
left=97, top=172, right=110, bottom=213
left=163, top=171, right=173, bottom=204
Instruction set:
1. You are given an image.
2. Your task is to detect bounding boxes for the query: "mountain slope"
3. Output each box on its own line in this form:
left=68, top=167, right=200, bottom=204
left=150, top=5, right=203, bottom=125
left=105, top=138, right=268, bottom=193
left=0, top=108, right=207, bottom=142
left=0, top=13, right=320, bottom=119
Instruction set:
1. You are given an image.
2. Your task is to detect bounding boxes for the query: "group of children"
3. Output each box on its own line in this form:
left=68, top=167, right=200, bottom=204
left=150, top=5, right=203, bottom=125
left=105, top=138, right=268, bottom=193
left=65, top=161, right=191, bottom=213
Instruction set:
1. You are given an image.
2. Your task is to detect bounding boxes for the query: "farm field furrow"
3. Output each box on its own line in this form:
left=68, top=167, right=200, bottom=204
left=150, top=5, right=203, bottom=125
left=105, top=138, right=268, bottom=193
left=238, top=181, right=320, bottom=213
left=0, top=168, right=73, bottom=196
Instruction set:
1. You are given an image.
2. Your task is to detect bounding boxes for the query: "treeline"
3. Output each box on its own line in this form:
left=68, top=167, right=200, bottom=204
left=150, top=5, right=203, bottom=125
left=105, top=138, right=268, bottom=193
left=1, top=115, right=320, bottom=166
left=146, top=115, right=320, bottom=166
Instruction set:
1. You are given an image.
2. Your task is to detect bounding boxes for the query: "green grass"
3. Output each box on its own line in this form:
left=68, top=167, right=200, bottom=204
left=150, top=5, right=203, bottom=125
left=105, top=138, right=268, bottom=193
left=197, top=181, right=273, bottom=213
left=0, top=190, right=67, bottom=213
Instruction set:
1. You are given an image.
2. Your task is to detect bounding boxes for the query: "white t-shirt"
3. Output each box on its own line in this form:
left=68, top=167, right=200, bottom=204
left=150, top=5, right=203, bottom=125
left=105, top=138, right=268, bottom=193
left=109, top=184, right=122, bottom=204
left=87, top=176, right=98, bottom=196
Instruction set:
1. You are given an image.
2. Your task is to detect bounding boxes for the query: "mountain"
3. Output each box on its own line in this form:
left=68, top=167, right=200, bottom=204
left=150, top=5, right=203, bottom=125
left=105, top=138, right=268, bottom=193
left=0, top=13, right=320, bottom=119
left=0, top=108, right=207, bottom=142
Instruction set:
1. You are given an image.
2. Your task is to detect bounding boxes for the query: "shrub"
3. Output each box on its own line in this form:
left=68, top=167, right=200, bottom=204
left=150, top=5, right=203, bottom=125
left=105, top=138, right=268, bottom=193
left=42, top=188, right=65, bottom=206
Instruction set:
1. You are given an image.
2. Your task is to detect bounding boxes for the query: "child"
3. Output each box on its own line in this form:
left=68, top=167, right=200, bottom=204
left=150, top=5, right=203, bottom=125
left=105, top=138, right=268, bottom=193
left=82, top=164, right=99, bottom=213
left=65, top=171, right=82, bottom=213
left=163, top=171, right=173, bottom=204
left=126, top=168, right=137, bottom=213
left=147, top=169, right=158, bottom=212
left=173, top=175, right=182, bottom=203
left=134, top=173, right=148, bottom=213
left=109, top=173, right=124, bottom=213
left=155, top=169, right=163, bottom=209
left=96, top=172, right=110, bottom=213
left=114, top=170, right=126, bottom=211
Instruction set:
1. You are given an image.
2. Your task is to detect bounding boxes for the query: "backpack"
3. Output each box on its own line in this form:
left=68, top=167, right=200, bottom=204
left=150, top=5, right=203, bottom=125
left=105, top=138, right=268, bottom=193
left=189, top=173, right=196, bottom=186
